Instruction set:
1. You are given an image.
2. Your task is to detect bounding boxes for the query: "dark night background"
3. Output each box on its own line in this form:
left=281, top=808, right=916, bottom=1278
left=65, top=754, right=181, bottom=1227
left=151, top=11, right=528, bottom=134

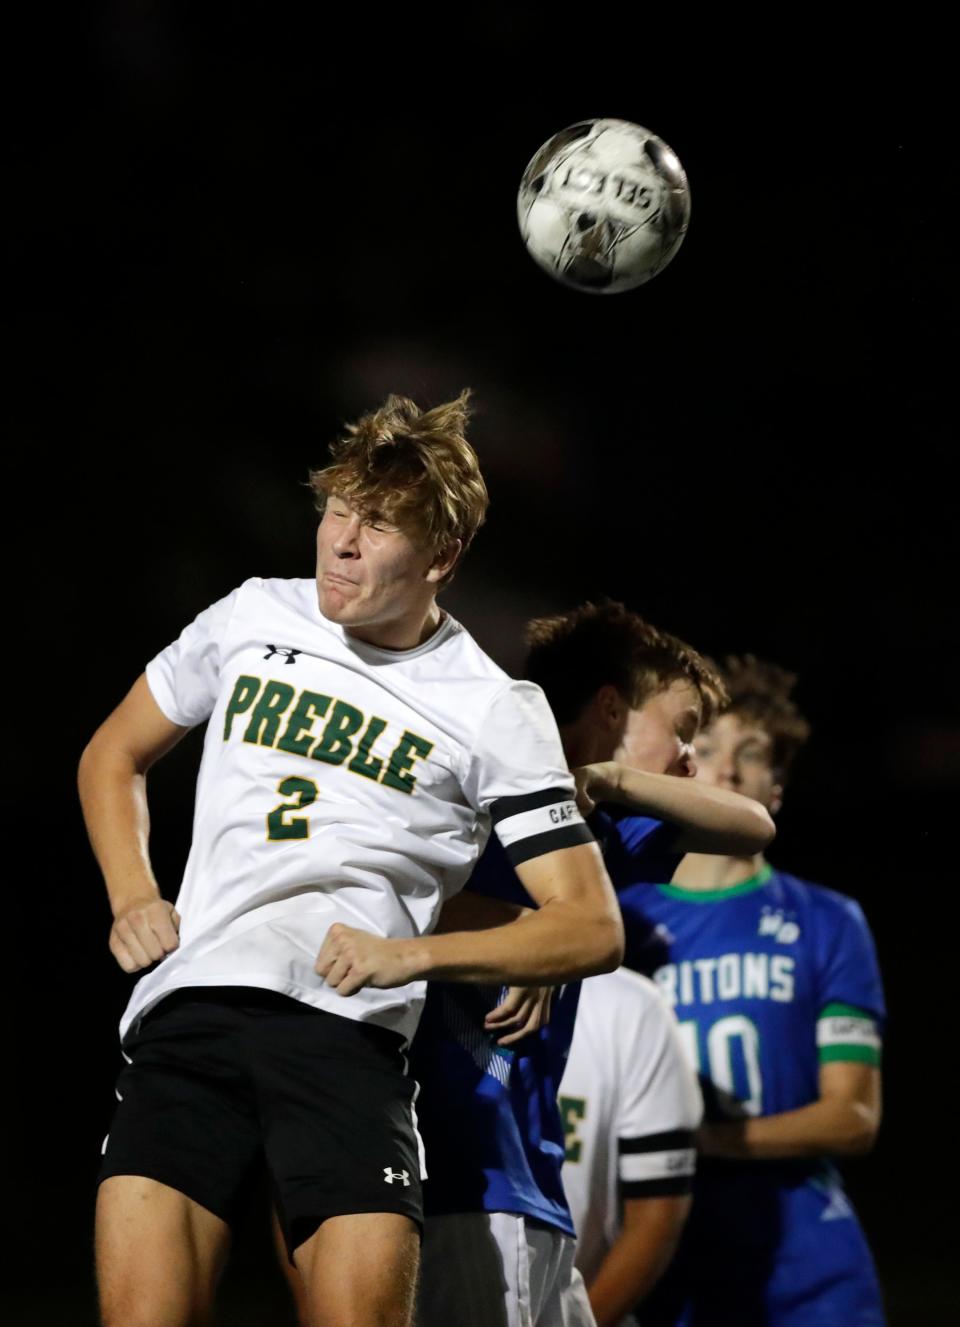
left=11, top=8, right=957, bottom=1323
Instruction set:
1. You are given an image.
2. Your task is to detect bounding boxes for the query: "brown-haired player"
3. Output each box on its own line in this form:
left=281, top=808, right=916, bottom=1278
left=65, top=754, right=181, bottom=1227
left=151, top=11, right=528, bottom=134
left=410, top=604, right=775, bottom=1327
left=626, top=657, right=887, bottom=1327
left=79, top=392, right=626, bottom=1327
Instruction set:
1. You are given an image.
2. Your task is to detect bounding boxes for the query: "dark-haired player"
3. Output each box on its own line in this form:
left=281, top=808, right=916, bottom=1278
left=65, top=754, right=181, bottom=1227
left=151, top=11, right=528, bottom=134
left=412, top=606, right=774, bottom=1327
left=627, top=657, right=886, bottom=1327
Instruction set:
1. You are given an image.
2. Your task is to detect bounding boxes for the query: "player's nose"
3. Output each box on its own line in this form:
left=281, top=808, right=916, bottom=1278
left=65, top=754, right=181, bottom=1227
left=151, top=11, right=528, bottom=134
left=692, top=757, right=730, bottom=787
left=333, top=515, right=362, bottom=556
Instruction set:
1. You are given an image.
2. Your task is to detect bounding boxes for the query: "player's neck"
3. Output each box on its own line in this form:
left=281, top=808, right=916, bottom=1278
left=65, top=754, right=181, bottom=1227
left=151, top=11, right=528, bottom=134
left=671, top=852, right=767, bottom=892
left=559, top=719, right=610, bottom=767
left=345, top=600, right=444, bottom=652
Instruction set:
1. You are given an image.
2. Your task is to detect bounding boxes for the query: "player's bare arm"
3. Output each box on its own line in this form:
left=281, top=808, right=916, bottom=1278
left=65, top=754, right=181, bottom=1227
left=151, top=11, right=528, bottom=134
left=78, top=673, right=187, bottom=973
left=436, top=892, right=552, bottom=1045
left=575, top=760, right=775, bottom=855
left=697, top=1061, right=882, bottom=1160
left=433, top=890, right=527, bottom=932
left=315, top=840, right=623, bottom=994
left=586, top=1195, right=692, bottom=1327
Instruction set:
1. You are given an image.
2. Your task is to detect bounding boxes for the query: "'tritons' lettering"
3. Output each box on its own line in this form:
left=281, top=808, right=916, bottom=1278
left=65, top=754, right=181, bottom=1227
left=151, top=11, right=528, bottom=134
left=655, top=953, right=795, bottom=1007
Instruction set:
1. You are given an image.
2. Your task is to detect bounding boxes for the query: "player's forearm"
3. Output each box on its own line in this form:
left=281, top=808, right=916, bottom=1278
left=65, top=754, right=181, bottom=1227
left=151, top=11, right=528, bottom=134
left=433, top=891, right=528, bottom=933
left=78, top=740, right=163, bottom=916
left=699, top=1097, right=880, bottom=1160
left=587, top=1203, right=689, bottom=1325
left=404, top=899, right=623, bottom=984
left=590, top=762, right=775, bottom=854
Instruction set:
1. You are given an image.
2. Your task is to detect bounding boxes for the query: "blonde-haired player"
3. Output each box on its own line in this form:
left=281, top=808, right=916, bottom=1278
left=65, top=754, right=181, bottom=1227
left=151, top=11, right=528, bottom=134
left=80, top=392, right=624, bottom=1327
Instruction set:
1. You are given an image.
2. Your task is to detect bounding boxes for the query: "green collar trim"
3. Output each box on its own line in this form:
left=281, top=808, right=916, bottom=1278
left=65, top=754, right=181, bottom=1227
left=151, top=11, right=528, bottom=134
left=657, top=863, right=774, bottom=903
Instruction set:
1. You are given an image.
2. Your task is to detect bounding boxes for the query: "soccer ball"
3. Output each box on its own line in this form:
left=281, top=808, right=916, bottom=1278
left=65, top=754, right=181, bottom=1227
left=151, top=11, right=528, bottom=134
left=517, top=118, right=690, bottom=294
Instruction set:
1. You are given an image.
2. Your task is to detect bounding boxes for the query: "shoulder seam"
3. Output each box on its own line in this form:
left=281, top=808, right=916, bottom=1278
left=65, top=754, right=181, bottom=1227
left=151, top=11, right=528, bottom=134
left=462, top=678, right=521, bottom=770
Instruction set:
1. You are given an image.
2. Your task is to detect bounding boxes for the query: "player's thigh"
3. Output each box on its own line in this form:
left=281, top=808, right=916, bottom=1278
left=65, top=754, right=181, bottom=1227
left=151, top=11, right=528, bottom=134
left=96, top=1175, right=231, bottom=1327
left=522, top=1220, right=581, bottom=1327
left=258, top=1005, right=423, bottom=1260
left=272, top=1204, right=311, bottom=1327
left=418, top=1211, right=576, bottom=1327
left=560, top=1265, right=601, bottom=1327
left=418, top=1212, right=512, bottom=1327
left=96, top=995, right=263, bottom=1324
left=99, top=994, right=263, bottom=1216
left=294, top=1211, right=420, bottom=1327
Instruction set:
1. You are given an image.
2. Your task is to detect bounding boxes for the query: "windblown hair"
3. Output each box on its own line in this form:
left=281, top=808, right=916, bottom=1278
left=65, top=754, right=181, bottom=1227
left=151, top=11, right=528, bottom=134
left=309, top=390, right=488, bottom=583
left=720, top=655, right=811, bottom=780
left=523, top=600, right=728, bottom=727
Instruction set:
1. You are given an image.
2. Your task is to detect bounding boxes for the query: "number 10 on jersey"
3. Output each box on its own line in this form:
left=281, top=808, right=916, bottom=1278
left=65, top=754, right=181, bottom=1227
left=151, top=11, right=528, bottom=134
left=677, top=1016, right=763, bottom=1117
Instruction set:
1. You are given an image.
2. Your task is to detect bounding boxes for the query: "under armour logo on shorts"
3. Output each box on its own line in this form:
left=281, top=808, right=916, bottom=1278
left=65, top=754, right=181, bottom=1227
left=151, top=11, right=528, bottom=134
left=263, top=645, right=302, bottom=664
left=383, top=1167, right=411, bottom=1186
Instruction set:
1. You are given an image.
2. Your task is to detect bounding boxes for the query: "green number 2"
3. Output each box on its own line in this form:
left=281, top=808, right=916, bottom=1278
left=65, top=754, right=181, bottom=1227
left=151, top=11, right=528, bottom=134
left=267, top=776, right=319, bottom=840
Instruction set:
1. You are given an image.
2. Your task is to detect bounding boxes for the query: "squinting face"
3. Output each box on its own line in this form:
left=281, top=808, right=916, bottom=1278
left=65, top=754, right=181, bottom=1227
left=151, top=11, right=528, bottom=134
left=614, top=680, right=701, bottom=778
left=693, top=713, right=782, bottom=812
left=315, top=497, right=441, bottom=636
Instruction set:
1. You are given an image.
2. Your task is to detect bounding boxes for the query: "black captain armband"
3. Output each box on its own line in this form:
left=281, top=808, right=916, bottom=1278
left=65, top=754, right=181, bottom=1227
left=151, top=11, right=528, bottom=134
left=490, top=787, right=594, bottom=867
left=618, top=1129, right=697, bottom=1198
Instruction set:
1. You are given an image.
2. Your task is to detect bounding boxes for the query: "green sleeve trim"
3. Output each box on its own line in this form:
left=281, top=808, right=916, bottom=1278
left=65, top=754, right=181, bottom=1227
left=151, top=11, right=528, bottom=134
left=819, top=1001, right=875, bottom=1020
left=819, top=1044, right=881, bottom=1066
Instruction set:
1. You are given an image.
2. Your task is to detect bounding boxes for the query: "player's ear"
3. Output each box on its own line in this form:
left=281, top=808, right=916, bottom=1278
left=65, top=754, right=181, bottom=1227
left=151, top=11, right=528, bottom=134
left=425, top=539, right=462, bottom=585
left=595, top=684, right=626, bottom=734
left=769, top=779, right=784, bottom=817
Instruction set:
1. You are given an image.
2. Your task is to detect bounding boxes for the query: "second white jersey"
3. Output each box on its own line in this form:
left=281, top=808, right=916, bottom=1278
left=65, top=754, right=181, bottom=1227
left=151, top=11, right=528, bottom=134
left=560, top=968, right=703, bottom=1289
left=121, top=577, right=590, bottom=1043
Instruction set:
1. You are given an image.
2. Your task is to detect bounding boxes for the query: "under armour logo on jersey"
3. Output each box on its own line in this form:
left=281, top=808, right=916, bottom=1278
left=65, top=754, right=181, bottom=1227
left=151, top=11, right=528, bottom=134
left=263, top=645, right=301, bottom=665
left=383, top=1167, right=411, bottom=1186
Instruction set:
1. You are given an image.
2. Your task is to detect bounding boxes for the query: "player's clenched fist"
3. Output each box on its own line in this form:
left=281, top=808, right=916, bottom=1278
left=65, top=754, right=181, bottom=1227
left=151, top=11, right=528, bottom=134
left=572, top=761, right=619, bottom=817
left=109, top=897, right=181, bottom=973
left=315, top=923, right=418, bottom=997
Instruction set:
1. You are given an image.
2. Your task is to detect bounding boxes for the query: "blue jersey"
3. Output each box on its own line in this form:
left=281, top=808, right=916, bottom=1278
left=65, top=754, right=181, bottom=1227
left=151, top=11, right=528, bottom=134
left=410, top=808, right=682, bottom=1232
left=615, top=855, right=886, bottom=1327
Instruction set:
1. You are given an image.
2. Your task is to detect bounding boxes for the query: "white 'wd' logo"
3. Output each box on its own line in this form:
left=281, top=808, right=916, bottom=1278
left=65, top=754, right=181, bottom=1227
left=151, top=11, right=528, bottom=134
left=758, top=909, right=800, bottom=944
left=383, top=1167, right=411, bottom=1186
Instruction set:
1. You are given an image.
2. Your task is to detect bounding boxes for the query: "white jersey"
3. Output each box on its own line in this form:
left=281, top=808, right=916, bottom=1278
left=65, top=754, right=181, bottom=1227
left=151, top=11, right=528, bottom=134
left=121, top=576, right=590, bottom=1043
left=560, top=968, right=703, bottom=1292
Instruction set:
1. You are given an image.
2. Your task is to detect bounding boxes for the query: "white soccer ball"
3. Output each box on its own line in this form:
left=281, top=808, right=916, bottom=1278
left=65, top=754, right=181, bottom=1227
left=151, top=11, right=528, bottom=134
left=517, top=118, right=690, bottom=294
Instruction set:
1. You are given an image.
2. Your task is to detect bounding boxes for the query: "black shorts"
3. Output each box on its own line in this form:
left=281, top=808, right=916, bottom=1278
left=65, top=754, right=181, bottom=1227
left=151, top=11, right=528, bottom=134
left=98, top=988, right=424, bottom=1256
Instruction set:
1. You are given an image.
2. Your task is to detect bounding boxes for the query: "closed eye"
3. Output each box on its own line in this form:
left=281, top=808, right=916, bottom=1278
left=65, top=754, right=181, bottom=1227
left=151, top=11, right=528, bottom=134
left=738, top=745, right=767, bottom=763
left=675, top=711, right=700, bottom=745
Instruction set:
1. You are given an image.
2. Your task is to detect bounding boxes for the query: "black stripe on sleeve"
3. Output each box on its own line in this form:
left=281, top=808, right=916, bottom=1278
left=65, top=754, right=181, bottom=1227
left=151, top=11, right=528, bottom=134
left=490, top=787, right=577, bottom=825
left=503, top=822, right=595, bottom=866
left=618, top=1130, right=695, bottom=1155
left=621, top=1176, right=695, bottom=1199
